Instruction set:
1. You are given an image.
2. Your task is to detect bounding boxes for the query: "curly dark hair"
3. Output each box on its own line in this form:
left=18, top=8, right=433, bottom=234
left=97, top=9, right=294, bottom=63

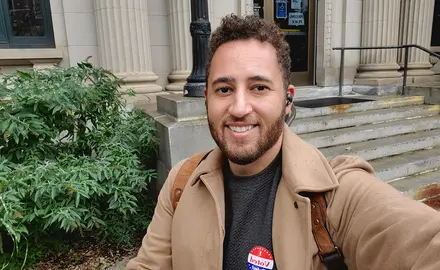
left=206, top=14, right=291, bottom=88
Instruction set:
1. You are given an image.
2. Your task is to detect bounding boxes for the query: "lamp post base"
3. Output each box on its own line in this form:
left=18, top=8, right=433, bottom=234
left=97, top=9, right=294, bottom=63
left=184, top=82, right=206, bottom=97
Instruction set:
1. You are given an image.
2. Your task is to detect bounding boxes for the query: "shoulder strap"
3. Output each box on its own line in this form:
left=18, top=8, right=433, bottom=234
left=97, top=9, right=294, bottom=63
left=307, top=192, right=348, bottom=270
left=171, top=151, right=211, bottom=210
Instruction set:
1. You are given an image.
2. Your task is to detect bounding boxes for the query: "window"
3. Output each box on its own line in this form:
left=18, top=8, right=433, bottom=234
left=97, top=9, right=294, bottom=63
left=0, top=0, right=55, bottom=48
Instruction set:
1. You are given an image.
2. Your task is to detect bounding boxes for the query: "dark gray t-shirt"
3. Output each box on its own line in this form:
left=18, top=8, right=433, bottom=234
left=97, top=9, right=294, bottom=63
left=222, top=151, right=282, bottom=270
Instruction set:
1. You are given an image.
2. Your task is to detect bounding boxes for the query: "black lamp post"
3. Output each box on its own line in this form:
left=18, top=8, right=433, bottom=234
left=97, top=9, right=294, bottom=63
left=184, top=0, right=211, bottom=97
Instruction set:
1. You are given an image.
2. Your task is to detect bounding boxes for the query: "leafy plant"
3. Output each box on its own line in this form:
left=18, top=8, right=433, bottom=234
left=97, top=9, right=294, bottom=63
left=0, top=60, right=158, bottom=268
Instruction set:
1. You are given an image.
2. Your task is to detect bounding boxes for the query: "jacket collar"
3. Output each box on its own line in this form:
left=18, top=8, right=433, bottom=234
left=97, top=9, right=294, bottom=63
left=279, top=124, right=339, bottom=193
left=189, top=124, right=339, bottom=193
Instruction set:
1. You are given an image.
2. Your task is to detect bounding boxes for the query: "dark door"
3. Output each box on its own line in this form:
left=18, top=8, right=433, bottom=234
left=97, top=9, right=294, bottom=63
left=261, top=0, right=316, bottom=86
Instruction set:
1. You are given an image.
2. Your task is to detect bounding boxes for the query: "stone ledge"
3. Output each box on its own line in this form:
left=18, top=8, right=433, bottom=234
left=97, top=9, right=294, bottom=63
left=157, top=94, right=206, bottom=121
left=0, top=48, right=63, bottom=60
left=0, top=48, right=64, bottom=67
left=401, top=85, right=440, bottom=105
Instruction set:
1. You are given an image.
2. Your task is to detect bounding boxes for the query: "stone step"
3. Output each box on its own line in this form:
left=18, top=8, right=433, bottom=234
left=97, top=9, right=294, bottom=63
left=319, top=128, right=440, bottom=161
left=300, top=115, right=440, bottom=148
left=370, top=147, right=440, bottom=182
left=389, top=169, right=440, bottom=198
left=295, top=95, right=425, bottom=119
left=292, top=105, right=440, bottom=134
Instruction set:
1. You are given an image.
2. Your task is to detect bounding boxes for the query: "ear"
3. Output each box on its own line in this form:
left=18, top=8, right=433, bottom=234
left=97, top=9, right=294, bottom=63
left=204, top=87, right=207, bottom=98
left=288, top=84, right=295, bottom=98
left=285, top=84, right=295, bottom=116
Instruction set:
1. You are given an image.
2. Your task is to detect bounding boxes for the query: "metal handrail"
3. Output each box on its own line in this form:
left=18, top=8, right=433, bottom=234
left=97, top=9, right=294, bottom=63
left=333, top=45, right=440, bottom=96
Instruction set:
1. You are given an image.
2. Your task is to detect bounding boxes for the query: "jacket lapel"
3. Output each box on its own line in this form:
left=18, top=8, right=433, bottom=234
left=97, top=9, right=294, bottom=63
left=188, top=149, right=226, bottom=268
left=190, top=148, right=226, bottom=232
left=199, top=171, right=226, bottom=235
left=273, top=182, right=313, bottom=270
left=272, top=125, right=340, bottom=269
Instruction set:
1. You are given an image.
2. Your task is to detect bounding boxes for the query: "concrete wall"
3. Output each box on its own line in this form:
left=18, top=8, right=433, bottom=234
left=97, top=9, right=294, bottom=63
left=209, top=0, right=239, bottom=30
left=316, top=0, right=362, bottom=86
left=49, top=0, right=69, bottom=67
left=0, top=0, right=242, bottom=90
left=0, top=0, right=437, bottom=89
left=62, top=0, right=99, bottom=67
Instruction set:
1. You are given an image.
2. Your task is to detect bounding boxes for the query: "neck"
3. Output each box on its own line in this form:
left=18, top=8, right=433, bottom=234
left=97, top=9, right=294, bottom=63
left=229, top=134, right=283, bottom=177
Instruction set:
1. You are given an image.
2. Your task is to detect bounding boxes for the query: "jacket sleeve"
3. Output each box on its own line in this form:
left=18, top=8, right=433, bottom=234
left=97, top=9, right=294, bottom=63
left=125, top=159, right=187, bottom=270
left=327, top=156, right=440, bottom=270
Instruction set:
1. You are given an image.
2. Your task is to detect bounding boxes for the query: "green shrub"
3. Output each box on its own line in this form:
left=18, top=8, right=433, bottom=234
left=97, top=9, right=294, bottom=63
left=0, top=61, right=158, bottom=268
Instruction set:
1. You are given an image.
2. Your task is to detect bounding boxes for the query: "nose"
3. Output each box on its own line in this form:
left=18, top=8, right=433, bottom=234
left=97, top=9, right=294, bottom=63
left=228, top=89, right=252, bottom=118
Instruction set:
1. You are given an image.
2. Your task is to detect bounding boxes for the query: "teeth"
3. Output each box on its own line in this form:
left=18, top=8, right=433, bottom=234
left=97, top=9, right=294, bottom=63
left=229, top=125, right=254, bottom=133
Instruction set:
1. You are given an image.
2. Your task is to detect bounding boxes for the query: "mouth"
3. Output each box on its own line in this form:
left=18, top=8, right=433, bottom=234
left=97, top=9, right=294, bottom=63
left=227, top=124, right=257, bottom=133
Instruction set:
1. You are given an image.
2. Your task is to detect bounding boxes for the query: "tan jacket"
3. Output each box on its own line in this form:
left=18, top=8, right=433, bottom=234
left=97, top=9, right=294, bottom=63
left=126, top=125, right=440, bottom=270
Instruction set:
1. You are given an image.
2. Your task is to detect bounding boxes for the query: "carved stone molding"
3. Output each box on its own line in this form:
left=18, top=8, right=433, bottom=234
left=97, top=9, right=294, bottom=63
left=324, top=0, right=332, bottom=68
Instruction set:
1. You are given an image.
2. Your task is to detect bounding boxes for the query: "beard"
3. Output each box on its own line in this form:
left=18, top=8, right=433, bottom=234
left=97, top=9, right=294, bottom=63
left=207, top=107, right=285, bottom=165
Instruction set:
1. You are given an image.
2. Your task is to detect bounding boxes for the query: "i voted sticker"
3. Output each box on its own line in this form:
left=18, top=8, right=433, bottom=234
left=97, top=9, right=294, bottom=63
left=247, top=246, right=274, bottom=270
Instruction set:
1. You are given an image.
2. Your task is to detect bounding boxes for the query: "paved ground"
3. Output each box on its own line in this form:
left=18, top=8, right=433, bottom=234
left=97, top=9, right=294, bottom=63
left=105, top=254, right=135, bottom=270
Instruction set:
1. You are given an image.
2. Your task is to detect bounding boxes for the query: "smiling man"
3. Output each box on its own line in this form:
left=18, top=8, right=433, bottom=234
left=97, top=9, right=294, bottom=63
left=126, top=15, right=440, bottom=270
left=206, top=37, right=290, bottom=176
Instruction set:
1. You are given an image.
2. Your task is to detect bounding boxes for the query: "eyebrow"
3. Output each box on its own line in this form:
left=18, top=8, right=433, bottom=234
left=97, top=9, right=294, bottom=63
left=212, top=75, right=273, bottom=85
left=212, top=76, right=234, bottom=85
left=249, top=75, right=273, bottom=84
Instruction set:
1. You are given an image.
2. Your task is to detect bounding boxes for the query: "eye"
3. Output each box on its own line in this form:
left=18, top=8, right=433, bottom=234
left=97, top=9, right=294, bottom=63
left=252, top=85, right=268, bottom=91
left=216, top=86, right=231, bottom=94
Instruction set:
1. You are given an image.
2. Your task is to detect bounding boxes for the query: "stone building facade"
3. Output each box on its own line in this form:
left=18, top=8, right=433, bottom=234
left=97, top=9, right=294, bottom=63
left=1, top=0, right=440, bottom=105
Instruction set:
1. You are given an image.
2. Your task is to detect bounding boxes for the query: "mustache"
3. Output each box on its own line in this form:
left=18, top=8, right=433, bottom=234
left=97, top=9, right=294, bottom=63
left=223, top=116, right=259, bottom=124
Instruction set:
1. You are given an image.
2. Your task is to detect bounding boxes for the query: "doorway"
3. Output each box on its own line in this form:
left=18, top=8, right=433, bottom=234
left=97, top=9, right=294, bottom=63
left=256, top=0, right=316, bottom=86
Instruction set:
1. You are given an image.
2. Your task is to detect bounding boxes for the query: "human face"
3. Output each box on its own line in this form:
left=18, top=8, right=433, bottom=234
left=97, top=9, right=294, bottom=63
left=205, top=39, right=294, bottom=169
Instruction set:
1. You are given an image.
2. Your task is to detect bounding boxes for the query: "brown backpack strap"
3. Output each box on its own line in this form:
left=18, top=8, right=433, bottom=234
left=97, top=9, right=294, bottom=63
left=171, top=151, right=211, bottom=210
left=308, top=193, right=347, bottom=270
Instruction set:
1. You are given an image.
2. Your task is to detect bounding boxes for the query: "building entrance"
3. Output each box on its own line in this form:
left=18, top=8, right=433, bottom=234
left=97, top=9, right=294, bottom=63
left=253, top=0, right=316, bottom=86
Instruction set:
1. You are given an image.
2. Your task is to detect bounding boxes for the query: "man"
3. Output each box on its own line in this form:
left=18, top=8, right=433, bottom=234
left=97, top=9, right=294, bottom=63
left=126, top=14, right=440, bottom=270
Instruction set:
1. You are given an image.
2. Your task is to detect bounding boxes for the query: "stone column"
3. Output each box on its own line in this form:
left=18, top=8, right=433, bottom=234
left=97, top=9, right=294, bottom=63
left=166, top=0, right=192, bottom=92
left=94, top=0, right=162, bottom=103
left=238, top=0, right=254, bottom=16
left=399, top=0, right=435, bottom=77
left=355, top=0, right=402, bottom=84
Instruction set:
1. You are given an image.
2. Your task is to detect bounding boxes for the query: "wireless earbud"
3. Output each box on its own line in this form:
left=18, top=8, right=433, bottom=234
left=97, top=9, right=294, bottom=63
left=285, top=91, right=296, bottom=125
left=286, top=92, right=293, bottom=106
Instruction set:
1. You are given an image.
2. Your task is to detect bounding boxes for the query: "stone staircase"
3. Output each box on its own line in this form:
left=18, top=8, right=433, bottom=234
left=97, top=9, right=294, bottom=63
left=293, top=95, right=440, bottom=208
